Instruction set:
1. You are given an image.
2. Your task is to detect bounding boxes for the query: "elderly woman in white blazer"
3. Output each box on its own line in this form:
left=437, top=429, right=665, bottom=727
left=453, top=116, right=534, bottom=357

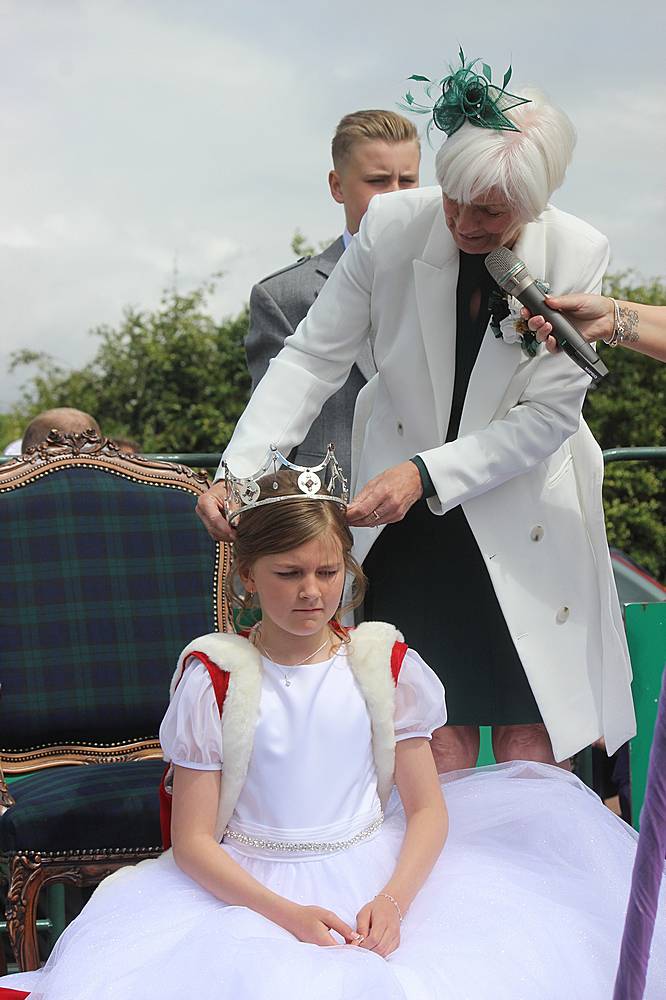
left=198, top=74, right=635, bottom=771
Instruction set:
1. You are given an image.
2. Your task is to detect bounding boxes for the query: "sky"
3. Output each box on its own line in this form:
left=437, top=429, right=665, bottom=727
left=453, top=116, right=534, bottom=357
left=1, top=0, right=665, bottom=409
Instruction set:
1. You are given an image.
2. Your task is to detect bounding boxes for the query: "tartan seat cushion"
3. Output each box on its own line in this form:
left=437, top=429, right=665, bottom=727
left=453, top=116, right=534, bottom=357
left=0, top=465, right=219, bottom=750
left=0, top=759, right=165, bottom=853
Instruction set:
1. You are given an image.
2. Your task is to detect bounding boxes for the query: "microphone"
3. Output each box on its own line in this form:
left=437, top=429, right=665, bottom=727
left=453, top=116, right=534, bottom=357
left=485, top=247, right=608, bottom=383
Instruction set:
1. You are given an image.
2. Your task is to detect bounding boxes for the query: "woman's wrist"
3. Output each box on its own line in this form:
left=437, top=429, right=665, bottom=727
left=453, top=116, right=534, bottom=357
left=409, top=455, right=436, bottom=499
left=603, top=297, right=621, bottom=346
left=603, top=296, right=642, bottom=349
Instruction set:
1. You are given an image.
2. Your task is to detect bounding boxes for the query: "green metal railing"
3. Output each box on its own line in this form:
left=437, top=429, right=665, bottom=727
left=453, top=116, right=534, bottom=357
left=602, top=447, right=666, bottom=466
left=141, top=453, right=222, bottom=468
left=2, top=446, right=665, bottom=468
left=0, top=451, right=223, bottom=469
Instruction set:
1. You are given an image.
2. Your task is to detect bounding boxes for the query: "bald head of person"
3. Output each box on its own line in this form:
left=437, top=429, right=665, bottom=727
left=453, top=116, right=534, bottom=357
left=21, top=407, right=102, bottom=453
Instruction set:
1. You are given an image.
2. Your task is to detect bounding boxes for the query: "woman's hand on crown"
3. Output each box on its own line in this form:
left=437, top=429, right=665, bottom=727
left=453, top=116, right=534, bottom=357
left=195, top=480, right=236, bottom=542
left=347, top=461, right=423, bottom=527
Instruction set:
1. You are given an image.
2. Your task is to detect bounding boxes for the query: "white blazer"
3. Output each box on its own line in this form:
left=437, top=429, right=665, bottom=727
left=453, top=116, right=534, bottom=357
left=223, top=186, right=635, bottom=761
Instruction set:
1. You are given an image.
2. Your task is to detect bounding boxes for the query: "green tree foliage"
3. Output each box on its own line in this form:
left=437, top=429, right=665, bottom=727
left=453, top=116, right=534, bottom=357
left=0, top=412, right=23, bottom=449
left=9, top=280, right=251, bottom=454
left=290, top=230, right=336, bottom=258
left=583, top=273, right=666, bottom=580
left=290, top=229, right=316, bottom=259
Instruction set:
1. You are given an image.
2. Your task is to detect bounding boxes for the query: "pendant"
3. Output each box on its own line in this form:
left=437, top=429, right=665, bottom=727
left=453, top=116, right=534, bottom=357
left=284, top=678, right=291, bottom=687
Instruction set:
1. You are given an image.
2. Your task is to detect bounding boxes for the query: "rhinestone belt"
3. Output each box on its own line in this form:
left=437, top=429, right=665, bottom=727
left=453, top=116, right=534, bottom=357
left=223, top=813, right=383, bottom=854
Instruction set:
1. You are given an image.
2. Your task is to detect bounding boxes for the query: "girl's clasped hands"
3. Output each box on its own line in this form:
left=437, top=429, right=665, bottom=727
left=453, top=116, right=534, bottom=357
left=283, top=893, right=402, bottom=956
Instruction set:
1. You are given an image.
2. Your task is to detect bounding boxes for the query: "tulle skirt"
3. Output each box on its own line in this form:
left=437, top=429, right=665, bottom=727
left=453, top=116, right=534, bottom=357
left=3, top=762, right=666, bottom=999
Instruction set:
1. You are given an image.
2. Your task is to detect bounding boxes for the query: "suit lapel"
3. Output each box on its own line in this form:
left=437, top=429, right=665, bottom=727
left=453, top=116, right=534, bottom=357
left=314, top=236, right=345, bottom=279
left=512, top=218, right=547, bottom=298
left=413, top=210, right=459, bottom=435
left=311, top=237, right=344, bottom=304
left=459, top=218, right=546, bottom=434
left=459, top=329, right=522, bottom=433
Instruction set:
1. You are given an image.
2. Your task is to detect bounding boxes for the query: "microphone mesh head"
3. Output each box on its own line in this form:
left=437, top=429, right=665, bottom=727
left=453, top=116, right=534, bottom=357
left=485, top=246, right=521, bottom=288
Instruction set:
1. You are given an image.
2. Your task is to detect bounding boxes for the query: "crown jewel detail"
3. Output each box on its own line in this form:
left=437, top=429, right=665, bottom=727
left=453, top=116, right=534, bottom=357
left=223, top=444, right=348, bottom=525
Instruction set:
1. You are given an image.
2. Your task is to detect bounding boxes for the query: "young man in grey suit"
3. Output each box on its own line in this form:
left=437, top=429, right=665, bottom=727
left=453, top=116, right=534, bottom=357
left=244, top=110, right=421, bottom=474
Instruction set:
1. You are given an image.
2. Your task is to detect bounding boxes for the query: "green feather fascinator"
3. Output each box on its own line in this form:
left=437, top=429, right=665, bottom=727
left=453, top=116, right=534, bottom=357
left=400, top=47, right=531, bottom=141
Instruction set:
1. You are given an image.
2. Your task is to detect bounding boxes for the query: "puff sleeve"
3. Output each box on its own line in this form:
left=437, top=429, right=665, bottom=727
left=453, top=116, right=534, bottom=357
left=159, top=659, right=224, bottom=770
left=394, top=648, right=447, bottom=742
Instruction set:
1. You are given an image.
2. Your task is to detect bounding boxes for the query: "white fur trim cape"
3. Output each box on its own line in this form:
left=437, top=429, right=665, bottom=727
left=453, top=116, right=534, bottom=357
left=166, top=622, right=403, bottom=842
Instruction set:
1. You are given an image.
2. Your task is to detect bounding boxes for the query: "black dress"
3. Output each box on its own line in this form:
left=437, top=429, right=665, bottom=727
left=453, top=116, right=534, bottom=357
left=363, top=251, right=542, bottom=726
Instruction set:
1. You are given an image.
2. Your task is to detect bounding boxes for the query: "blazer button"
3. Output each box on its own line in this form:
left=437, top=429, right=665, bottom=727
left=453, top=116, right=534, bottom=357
left=556, top=606, right=570, bottom=624
left=530, top=525, right=544, bottom=542
left=397, top=422, right=404, bottom=435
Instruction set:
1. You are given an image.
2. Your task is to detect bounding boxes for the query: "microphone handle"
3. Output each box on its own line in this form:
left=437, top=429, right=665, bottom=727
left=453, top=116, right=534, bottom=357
left=518, top=282, right=608, bottom=382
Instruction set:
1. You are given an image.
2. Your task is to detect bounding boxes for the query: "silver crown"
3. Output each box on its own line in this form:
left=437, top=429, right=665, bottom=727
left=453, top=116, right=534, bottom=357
left=223, top=444, right=348, bottom=525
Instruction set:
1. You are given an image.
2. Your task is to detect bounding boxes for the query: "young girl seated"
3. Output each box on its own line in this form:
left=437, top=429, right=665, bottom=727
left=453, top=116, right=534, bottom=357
left=2, top=450, right=665, bottom=999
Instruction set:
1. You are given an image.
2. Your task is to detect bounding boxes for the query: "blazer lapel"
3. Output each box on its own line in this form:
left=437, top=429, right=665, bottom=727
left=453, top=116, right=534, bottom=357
left=413, top=211, right=459, bottom=436
left=512, top=218, right=547, bottom=298
left=459, top=329, right=522, bottom=433
left=459, top=218, right=546, bottom=434
left=310, top=237, right=343, bottom=306
left=314, top=236, right=345, bottom=280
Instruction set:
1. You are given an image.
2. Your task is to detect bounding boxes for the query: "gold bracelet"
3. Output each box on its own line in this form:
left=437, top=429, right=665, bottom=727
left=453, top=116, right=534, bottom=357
left=375, top=892, right=403, bottom=922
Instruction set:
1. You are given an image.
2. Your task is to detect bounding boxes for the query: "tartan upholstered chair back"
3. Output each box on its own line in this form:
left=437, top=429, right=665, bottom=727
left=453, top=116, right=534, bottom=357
left=0, top=432, right=231, bottom=971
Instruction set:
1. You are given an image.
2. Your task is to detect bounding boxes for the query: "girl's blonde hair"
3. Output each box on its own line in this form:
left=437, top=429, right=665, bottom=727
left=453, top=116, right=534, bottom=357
left=229, top=471, right=366, bottom=630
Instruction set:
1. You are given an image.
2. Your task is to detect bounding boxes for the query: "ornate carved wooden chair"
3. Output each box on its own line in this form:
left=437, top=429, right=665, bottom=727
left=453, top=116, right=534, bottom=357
left=0, top=432, right=230, bottom=970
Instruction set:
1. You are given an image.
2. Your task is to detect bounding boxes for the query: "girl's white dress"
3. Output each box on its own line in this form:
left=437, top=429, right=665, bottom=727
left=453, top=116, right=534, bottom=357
left=3, top=647, right=665, bottom=999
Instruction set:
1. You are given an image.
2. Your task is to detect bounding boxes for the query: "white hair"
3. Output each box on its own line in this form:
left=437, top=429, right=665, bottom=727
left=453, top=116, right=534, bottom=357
left=434, top=88, right=576, bottom=221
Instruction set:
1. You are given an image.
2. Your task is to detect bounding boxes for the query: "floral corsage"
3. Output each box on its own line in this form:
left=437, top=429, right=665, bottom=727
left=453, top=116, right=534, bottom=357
left=489, top=285, right=542, bottom=358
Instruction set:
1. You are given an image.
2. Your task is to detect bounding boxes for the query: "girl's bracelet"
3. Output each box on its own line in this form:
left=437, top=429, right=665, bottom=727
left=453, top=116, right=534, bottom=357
left=375, top=892, right=403, bottom=922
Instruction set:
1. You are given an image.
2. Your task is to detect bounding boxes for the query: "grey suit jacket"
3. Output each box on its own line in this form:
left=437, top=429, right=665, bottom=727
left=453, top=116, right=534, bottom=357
left=244, top=237, right=376, bottom=477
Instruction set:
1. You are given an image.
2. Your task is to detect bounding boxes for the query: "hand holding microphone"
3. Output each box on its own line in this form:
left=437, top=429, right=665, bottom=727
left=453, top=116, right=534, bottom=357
left=522, top=293, right=616, bottom=353
left=485, top=248, right=609, bottom=383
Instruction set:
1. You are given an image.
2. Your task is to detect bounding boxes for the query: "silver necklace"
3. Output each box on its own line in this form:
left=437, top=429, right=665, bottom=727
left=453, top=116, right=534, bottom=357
left=253, top=627, right=332, bottom=686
